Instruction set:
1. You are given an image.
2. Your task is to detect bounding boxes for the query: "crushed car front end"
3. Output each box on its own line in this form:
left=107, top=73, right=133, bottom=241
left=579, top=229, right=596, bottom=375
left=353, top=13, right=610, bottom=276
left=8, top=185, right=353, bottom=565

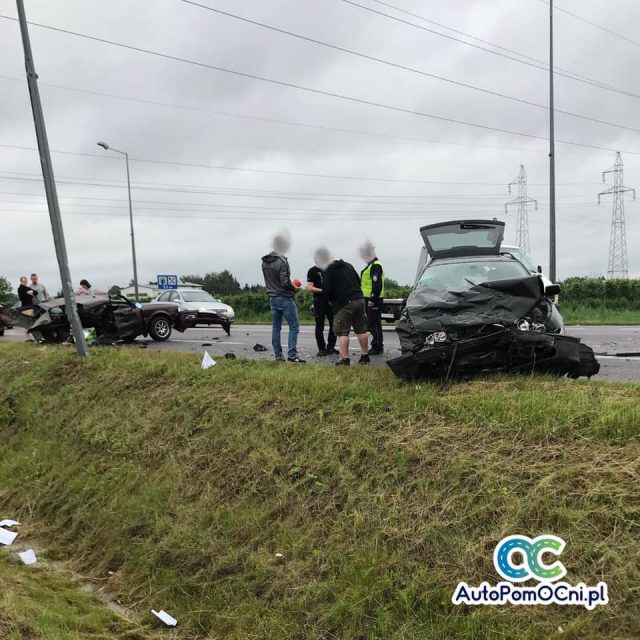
left=388, top=274, right=599, bottom=381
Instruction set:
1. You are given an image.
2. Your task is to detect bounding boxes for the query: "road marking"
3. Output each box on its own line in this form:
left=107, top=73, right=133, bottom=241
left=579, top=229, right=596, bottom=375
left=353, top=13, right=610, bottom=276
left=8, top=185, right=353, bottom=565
left=597, top=355, right=640, bottom=361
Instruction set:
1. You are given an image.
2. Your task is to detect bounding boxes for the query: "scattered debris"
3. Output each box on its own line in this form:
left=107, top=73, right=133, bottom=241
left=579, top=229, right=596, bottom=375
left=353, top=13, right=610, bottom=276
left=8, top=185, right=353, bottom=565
left=275, top=552, right=285, bottom=560
left=0, top=527, right=18, bottom=546
left=18, top=549, right=37, bottom=565
left=0, top=519, right=19, bottom=528
left=224, top=353, right=237, bottom=359
left=201, top=351, right=216, bottom=370
left=151, top=609, right=178, bottom=627
left=253, top=343, right=268, bottom=352
left=201, top=343, right=212, bottom=347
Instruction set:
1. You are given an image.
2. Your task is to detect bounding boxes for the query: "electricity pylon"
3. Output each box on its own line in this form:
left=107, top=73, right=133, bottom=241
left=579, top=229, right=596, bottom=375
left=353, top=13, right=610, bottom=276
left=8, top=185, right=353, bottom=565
left=598, top=152, right=635, bottom=279
left=505, top=165, right=537, bottom=258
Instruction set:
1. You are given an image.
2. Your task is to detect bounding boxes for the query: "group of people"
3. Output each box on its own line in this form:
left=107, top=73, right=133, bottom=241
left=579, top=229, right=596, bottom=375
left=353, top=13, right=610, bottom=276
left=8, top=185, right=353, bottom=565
left=17, top=273, right=50, bottom=307
left=261, top=233, right=385, bottom=366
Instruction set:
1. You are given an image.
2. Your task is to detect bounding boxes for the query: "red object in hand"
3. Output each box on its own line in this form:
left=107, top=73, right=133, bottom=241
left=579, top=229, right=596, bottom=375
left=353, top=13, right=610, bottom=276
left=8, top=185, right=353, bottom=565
left=293, top=278, right=302, bottom=288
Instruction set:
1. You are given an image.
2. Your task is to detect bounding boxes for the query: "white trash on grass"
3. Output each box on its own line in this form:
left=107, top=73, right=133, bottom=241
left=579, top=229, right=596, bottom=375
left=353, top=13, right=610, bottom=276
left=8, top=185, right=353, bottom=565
left=201, top=351, right=216, bottom=370
left=0, top=519, right=19, bottom=528
left=151, top=609, right=178, bottom=627
left=0, top=528, right=18, bottom=546
left=18, top=549, right=37, bottom=565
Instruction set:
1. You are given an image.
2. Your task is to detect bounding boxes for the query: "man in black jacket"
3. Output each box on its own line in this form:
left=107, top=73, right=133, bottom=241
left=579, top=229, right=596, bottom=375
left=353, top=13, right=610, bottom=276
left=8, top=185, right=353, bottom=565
left=316, top=247, right=369, bottom=366
left=307, top=250, right=337, bottom=357
left=261, top=231, right=305, bottom=363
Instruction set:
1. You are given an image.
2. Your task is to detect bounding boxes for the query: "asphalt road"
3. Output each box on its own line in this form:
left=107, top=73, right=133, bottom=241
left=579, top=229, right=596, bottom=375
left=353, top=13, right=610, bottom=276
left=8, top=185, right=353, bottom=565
left=3, top=324, right=640, bottom=382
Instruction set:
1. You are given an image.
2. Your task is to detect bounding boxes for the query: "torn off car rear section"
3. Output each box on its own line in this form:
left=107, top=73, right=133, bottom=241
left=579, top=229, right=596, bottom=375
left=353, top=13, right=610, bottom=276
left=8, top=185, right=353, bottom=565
left=387, top=274, right=599, bottom=381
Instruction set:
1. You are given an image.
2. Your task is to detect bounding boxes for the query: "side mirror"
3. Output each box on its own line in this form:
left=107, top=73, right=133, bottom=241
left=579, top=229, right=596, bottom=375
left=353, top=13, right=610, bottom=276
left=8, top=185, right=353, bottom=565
left=545, top=284, right=560, bottom=297
left=537, top=265, right=542, bottom=274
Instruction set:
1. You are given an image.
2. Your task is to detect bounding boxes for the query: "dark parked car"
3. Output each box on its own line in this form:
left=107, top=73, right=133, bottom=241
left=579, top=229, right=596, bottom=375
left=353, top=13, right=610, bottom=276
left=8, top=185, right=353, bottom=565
left=0, top=295, right=196, bottom=344
left=387, top=220, right=599, bottom=381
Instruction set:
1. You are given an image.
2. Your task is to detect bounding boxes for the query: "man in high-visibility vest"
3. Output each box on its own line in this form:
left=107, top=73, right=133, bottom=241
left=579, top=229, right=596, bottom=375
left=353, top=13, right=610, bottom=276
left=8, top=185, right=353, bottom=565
left=359, top=241, right=385, bottom=355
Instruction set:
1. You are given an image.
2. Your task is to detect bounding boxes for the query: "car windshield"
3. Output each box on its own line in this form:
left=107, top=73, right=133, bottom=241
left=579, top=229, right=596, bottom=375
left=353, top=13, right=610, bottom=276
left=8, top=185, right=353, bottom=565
left=181, top=291, right=218, bottom=302
left=502, top=247, right=535, bottom=272
left=418, top=259, right=529, bottom=291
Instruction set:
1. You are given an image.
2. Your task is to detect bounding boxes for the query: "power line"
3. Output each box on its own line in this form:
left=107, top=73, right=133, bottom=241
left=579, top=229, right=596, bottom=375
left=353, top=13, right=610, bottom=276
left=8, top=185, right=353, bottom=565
left=368, top=0, right=630, bottom=87
left=181, top=0, right=640, bottom=135
left=0, top=170, right=602, bottom=189
left=537, top=0, right=640, bottom=48
left=340, top=0, right=640, bottom=100
left=0, top=15, right=637, bottom=153
left=0, top=76, right=610, bottom=157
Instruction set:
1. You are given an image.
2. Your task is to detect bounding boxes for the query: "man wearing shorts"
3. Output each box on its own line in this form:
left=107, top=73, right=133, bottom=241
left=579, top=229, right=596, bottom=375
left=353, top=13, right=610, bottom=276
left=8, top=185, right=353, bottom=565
left=315, top=247, right=369, bottom=366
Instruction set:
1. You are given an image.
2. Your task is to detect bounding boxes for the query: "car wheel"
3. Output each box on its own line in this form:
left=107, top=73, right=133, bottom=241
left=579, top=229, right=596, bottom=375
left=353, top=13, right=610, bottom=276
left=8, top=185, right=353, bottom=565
left=222, top=322, right=231, bottom=336
left=149, top=315, right=172, bottom=341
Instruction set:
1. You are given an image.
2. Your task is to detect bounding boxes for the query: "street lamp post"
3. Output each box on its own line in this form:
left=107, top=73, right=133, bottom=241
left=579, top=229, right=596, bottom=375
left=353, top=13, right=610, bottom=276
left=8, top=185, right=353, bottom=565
left=97, top=142, right=139, bottom=301
left=549, top=0, right=557, bottom=283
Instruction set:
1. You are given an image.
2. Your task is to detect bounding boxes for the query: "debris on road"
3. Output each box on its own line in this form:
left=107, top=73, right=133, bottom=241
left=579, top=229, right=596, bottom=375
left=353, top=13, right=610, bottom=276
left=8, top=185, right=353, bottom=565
left=253, top=343, right=268, bottom=352
left=224, top=353, right=237, bottom=359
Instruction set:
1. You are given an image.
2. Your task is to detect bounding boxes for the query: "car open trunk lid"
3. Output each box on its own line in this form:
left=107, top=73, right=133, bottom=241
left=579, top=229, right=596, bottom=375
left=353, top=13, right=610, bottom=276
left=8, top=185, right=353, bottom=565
left=420, top=219, right=505, bottom=260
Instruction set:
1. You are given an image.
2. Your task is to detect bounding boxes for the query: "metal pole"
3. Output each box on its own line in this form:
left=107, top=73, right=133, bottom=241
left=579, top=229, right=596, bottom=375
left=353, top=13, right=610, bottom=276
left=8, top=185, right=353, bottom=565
left=549, top=0, right=557, bottom=282
left=124, top=153, right=139, bottom=301
left=15, top=0, right=88, bottom=357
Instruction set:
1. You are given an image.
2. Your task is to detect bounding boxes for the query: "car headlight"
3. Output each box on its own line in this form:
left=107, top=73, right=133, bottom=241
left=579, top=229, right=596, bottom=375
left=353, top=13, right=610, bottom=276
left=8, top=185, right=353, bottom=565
left=424, top=331, right=447, bottom=346
left=227, top=307, right=234, bottom=315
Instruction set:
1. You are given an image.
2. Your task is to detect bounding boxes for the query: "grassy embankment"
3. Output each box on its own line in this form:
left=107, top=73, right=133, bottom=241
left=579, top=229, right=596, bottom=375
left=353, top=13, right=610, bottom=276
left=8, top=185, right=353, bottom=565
left=0, top=343, right=638, bottom=639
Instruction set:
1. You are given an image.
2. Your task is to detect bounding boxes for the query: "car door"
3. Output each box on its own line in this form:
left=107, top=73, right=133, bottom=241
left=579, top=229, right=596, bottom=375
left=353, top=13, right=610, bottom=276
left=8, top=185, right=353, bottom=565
left=420, top=220, right=505, bottom=261
left=112, top=300, right=144, bottom=338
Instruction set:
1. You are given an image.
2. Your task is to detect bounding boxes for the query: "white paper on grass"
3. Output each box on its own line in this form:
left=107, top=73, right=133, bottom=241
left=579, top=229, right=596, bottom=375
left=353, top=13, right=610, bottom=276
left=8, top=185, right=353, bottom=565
left=151, top=609, right=178, bottom=627
left=18, top=549, right=37, bottom=565
left=0, top=527, right=18, bottom=546
left=0, top=519, right=19, bottom=528
left=201, top=351, right=216, bottom=370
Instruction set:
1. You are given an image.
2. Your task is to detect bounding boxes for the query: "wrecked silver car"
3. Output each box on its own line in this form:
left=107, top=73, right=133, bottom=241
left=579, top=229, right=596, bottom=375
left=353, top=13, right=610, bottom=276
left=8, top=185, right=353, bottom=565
left=0, top=295, right=197, bottom=344
left=387, top=220, right=600, bottom=381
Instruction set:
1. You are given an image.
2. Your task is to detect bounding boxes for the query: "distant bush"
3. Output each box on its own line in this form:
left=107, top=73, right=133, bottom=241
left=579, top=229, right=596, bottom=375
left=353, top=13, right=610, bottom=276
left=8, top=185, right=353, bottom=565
left=560, top=278, right=640, bottom=310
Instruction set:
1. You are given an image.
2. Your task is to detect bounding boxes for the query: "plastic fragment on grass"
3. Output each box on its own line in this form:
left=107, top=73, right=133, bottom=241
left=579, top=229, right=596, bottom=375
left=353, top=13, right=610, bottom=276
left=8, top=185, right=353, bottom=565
left=18, top=549, right=37, bottom=565
left=201, top=351, right=216, bottom=370
left=152, top=609, right=177, bottom=627
left=0, top=519, right=19, bottom=528
left=0, top=527, right=18, bottom=546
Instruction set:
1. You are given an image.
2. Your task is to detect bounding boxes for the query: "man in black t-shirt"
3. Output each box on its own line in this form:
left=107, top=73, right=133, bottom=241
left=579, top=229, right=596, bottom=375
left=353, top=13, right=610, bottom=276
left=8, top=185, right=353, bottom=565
left=307, top=253, right=337, bottom=356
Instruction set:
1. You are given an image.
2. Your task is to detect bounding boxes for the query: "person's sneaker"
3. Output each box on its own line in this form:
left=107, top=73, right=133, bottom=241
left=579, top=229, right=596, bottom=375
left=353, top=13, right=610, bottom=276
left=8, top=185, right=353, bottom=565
left=335, top=358, right=350, bottom=366
left=358, top=354, right=371, bottom=365
left=317, top=349, right=329, bottom=357
left=327, top=347, right=339, bottom=355
left=288, top=356, right=306, bottom=364
left=275, top=356, right=286, bottom=362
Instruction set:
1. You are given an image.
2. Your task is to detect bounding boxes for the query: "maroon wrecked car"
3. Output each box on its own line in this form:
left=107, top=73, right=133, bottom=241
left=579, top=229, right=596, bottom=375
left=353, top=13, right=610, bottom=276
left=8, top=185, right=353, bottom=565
left=0, top=295, right=196, bottom=344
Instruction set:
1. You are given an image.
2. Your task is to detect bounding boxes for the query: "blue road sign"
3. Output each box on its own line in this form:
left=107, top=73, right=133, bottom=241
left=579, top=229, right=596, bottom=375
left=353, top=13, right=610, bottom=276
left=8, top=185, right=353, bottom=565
left=157, top=275, right=178, bottom=290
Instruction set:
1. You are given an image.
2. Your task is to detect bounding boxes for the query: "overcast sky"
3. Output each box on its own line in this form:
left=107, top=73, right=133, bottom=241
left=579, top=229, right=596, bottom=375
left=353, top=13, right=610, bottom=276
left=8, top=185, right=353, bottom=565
left=1, top=0, right=639, bottom=293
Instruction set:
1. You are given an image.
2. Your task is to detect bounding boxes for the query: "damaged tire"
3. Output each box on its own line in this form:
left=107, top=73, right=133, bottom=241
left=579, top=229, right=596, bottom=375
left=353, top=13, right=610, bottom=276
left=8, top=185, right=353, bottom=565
left=149, top=315, right=172, bottom=342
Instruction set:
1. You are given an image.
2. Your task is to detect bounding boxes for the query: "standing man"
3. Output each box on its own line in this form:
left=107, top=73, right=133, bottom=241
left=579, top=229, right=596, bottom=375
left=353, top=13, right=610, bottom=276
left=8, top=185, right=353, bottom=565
left=29, top=273, right=50, bottom=305
left=261, top=231, right=305, bottom=363
left=317, top=247, right=369, bottom=366
left=307, top=250, right=337, bottom=357
left=18, top=276, right=36, bottom=307
left=359, top=242, right=385, bottom=355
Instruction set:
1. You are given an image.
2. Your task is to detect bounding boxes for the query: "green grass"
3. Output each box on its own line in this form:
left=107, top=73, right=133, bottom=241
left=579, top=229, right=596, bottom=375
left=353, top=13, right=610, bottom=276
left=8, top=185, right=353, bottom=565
left=0, top=343, right=639, bottom=639
left=561, top=304, right=640, bottom=325
left=0, top=549, right=149, bottom=639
